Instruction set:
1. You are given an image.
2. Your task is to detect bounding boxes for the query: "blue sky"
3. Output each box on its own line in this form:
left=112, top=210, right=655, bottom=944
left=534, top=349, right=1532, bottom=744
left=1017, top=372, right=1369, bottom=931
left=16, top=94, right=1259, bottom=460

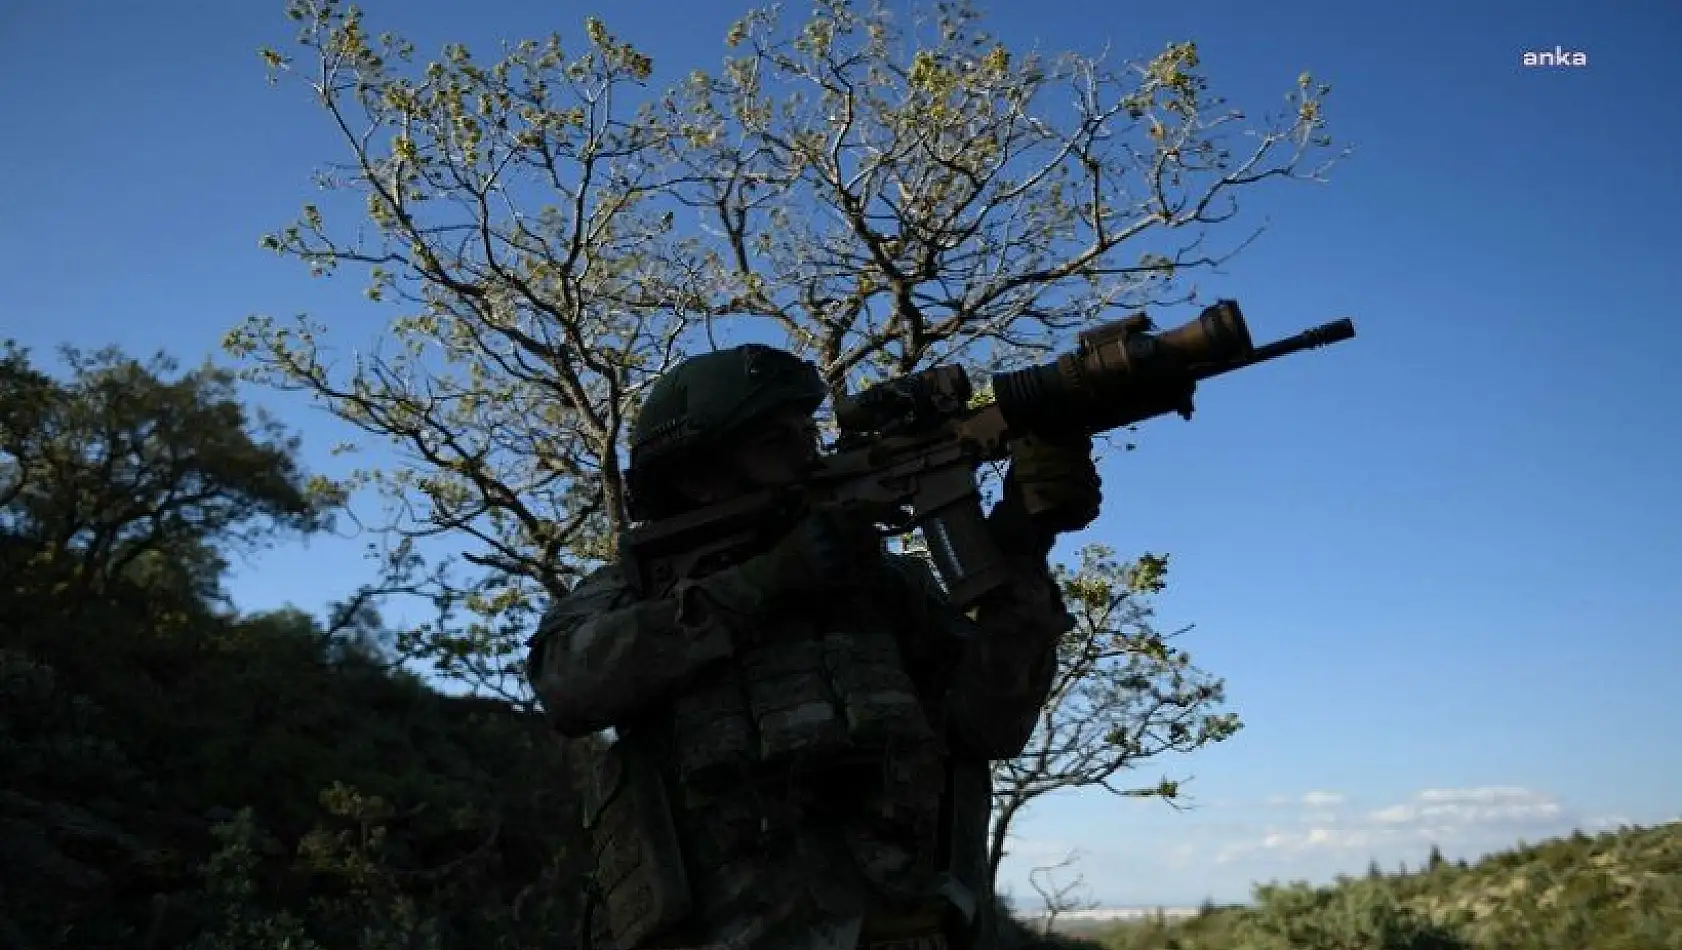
left=4, top=0, right=1679, bottom=909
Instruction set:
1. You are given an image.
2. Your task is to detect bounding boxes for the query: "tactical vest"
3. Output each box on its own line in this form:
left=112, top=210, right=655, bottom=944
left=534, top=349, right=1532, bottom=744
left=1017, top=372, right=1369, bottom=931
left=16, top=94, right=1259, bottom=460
left=576, top=588, right=957, bottom=950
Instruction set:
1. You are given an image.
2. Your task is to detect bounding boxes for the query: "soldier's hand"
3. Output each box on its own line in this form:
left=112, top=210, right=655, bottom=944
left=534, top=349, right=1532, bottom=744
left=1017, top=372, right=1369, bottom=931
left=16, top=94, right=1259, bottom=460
left=999, top=433, right=1102, bottom=540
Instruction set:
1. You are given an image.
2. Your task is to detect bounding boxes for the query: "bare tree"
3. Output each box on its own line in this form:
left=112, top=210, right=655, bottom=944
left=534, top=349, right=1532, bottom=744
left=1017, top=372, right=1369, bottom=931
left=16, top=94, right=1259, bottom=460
left=234, top=0, right=1337, bottom=722
left=668, top=0, right=1342, bottom=386
left=988, top=543, right=1241, bottom=888
left=1027, top=850, right=1102, bottom=937
left=237, top=3, right=715, bottom=698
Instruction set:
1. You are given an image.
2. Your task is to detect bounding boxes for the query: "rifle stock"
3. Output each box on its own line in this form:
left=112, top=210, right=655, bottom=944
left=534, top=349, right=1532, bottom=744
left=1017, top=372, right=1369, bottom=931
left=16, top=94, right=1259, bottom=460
left=621, top=300, right=1356, bottom=607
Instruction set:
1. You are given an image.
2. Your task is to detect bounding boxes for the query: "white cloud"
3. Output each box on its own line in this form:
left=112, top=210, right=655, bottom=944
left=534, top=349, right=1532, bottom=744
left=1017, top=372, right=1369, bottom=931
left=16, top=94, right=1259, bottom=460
left=1265, top=790, right=1347, bottom=808
left=1416, top=786, right=1542, bottom=804
left=1365, top=786, right=1562, bottom=828
left=1214, top=785, right=1582, bottom=866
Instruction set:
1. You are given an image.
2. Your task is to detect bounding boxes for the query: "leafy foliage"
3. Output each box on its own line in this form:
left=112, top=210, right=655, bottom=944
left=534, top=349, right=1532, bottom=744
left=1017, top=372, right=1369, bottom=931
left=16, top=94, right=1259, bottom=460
left=231, top=0, right=1314, bottom=885
left=0, top=344, right=585, bottom=948
left=1, top=332, right=1670, bottom=947
left=0, top=341, right=327, bottom=608
left=1088, top=824, right=1682, bottom=950
left=232, top=0, right=1341, bottom=702
left=4, top=0, right=1350, bottom=940
left=991, top=545, right=1240, bottom=878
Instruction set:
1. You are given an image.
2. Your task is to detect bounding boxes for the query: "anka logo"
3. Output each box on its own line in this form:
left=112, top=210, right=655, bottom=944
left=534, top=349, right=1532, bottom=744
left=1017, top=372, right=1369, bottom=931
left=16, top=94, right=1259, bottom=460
left=1521, top=46, right=1589, bottom=68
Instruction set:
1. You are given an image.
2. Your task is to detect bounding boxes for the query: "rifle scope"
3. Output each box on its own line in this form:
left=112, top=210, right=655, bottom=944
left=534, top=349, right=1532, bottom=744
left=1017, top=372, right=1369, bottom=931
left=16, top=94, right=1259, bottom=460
left=831, top=300, right=1355, bottom=439
left=990, top=300, right=1355, bottom=434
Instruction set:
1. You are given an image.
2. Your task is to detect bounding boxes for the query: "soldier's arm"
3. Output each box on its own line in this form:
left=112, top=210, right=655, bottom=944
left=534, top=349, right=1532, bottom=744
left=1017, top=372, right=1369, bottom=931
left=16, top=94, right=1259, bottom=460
left=526, top=564, right=762, bottom=737
left=890, top=553, right=1071, bottom=761
left=951, top=556, right=1071, bottom=758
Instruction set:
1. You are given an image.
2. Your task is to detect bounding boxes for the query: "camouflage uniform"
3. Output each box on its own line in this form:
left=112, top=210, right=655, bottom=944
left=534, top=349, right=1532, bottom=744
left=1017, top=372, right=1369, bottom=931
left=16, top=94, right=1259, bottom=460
left=527, top=345, right=1086, bottom=950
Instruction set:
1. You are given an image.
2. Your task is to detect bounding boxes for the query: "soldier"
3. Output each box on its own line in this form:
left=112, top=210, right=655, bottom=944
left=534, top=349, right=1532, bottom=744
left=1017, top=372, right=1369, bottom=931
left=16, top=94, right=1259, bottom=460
left=526, top=343, right=1101, bottom=950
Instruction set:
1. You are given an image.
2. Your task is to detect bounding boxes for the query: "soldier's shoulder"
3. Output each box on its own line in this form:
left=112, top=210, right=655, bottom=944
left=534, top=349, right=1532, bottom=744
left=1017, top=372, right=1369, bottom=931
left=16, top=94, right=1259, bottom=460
left=572, top=562, right=634, bottom=596
left=539, top=563, right=636, bottom=630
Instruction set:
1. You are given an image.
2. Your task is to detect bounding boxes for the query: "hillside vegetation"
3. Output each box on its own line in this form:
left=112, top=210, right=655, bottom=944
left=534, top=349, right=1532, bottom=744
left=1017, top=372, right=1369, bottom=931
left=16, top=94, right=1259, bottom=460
left=0, top=344, right=1076, bottom=949
left=1089, top=822, right=1682, bottom=950
left=2, top=341, right=1673, bottom=949
left=0, top=344, right=590, bottom=948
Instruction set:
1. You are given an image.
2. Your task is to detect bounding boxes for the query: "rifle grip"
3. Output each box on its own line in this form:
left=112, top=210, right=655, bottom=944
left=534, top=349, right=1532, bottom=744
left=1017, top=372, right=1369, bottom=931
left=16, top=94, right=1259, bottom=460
left=922, top=495, right=1013, bottom=611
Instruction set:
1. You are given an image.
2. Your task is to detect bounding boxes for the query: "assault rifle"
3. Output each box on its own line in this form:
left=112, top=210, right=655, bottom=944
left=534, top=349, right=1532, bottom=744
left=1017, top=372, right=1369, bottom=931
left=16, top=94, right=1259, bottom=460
left=621, top=300, right=1355, bottom=608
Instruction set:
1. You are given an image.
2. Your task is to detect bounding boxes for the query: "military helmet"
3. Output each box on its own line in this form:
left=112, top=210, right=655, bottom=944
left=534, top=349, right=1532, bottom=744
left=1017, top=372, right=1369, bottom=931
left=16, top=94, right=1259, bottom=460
left=628, top=343, right=827, bottom=475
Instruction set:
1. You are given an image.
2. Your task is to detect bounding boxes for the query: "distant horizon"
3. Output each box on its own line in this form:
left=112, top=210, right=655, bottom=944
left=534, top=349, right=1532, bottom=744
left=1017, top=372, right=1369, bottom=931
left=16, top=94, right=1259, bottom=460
left=1007, top=817, right=1682, bottom=909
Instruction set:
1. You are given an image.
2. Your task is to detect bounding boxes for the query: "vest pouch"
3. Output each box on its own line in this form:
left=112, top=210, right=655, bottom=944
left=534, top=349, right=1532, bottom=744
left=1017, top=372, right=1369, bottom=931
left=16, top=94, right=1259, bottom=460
left=669, top=675, right=756, bottom=790
left=575, top=735, right=693, bottom=949
left=741, top=637, right=850, bottom=761
left=822, top=630, right=935, bottom=747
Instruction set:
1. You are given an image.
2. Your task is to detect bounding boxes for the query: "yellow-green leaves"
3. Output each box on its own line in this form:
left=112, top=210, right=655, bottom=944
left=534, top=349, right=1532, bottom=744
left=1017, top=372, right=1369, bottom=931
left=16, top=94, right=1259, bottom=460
left=795, top=17, right=835, bottom=59
left=242, top=0, right=1342, bottom=702
left=584, top=17, right=608, bottom=49
left=1126, top=551, right=1169, bottom=594
left=258, top=46, right=291, bottom=79
left=583, top=16, right=653, bottom=80
left=907, top=49, right=953, bottom=98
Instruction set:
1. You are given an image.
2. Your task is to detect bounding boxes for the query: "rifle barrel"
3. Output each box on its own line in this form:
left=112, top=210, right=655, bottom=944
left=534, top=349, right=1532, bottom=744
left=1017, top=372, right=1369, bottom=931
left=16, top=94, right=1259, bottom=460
left=1197, top=318, right=1356, bottom=380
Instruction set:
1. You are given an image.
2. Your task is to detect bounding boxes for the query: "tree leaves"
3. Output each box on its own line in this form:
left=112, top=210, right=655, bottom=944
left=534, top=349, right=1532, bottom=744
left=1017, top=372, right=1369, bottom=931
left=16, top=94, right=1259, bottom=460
left=233, top=0, right=1343, bottom=701
left=0, top=342, right=328, bottom=605
left=988, top=543, right=1241, bottom=881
